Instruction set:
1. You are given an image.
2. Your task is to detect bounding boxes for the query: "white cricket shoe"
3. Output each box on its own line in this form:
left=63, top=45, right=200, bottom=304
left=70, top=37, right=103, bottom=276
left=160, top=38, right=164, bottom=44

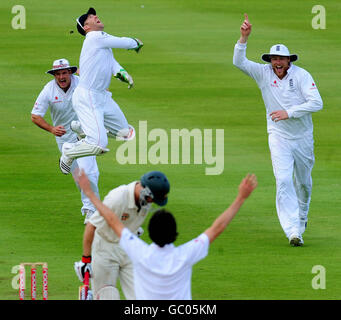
left=71, top=121, right=86, bottom=140
left=59, top=143, right=74, bottom=175
left=289, top=234, right=304, bottom=247
left=111, top=125, right=136, bottom=141
left=59, top=155, right=73, bottom=174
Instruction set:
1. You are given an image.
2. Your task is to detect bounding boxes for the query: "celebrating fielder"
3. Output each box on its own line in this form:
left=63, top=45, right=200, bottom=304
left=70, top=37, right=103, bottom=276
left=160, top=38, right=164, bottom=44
left=74, top=171, right=170, bottom=300
left=233, top=14, right=323, bottom=246
left=59, top=7, right=143, bottom=174
left=31, top=59, right=100, bottom=223
left=75, top=170, right=257, bottom=300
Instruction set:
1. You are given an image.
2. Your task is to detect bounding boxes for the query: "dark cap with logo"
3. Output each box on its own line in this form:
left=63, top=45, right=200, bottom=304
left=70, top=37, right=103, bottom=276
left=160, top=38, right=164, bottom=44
left=76, top=7, right=96, bottom=36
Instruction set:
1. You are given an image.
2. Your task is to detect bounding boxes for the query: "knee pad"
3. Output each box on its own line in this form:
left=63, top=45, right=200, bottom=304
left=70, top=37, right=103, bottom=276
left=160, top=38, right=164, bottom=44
left=95, top=285, right=120, bottom=300
left=64, top=140, right=109, bottom=159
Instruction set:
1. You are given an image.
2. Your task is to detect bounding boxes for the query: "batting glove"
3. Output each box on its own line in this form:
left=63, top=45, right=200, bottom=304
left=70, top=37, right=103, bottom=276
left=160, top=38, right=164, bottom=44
left=74, top=256, right=93, bottom=282
left=129, top=38, right=143, bottom=53
left=114, top=68, right=134, bottom=89
left=136, top=227, right=144, bottom=237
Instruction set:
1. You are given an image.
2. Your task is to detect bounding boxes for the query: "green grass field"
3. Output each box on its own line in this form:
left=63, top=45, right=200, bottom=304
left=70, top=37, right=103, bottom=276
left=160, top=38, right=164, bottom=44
left=1, top=0, right=340, bottom=300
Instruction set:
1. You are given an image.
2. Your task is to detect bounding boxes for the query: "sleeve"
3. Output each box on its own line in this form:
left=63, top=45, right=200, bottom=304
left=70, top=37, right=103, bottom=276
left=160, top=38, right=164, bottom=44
left=233, top=41, right=265, bottom=84
left=286, top=71, right=323, bottom=119
left=180, top=233, right=209, bottom=266
left=31, top=85, right=50, bottom=117
left=119, top=228, right=147, bottom=263
left=112, top=55, right=124, bottom=75
left=97, top=33, right=138, bottom=50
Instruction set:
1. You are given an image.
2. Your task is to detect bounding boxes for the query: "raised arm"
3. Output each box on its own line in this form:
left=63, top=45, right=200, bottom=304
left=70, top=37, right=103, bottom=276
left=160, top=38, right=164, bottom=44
left=98, top=34, right=143, bottom=52
left=239, top=13, right=252, bottom=43
left=233, top=13, right=264, bottom=82
left=74, top=169, right=125, bottom=238
left=204, top=174, right=257, bottom=244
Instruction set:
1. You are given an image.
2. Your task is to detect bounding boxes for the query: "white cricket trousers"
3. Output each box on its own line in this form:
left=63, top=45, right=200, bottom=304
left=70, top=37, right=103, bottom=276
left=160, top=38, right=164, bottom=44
left=91, top=233, right=135, bottom=300
left=268, top=133, right=315, bottom=239
left=57, top=141, right=99, bottom=214
left=72, top=86, right=129, bottom=149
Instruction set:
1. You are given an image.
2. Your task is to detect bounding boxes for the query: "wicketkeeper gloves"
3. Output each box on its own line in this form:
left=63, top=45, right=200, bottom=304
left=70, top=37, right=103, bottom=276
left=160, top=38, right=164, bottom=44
left=74, top=255, right=93, bottom=282
left=114, top=68, right=134, bottom=89
left=129, top=38, right=143, bottom=53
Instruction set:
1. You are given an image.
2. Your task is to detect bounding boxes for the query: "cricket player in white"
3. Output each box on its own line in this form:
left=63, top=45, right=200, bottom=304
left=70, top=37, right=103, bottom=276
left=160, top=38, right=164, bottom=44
left=233, top=14, right=323, bottom=246
left=31, top=59, right=100, bottom=223
left=75, top=170, right=257, bottom=300
left=59, top=8, right=143, bottom=174
left=74, top=171, right=170, bottom=300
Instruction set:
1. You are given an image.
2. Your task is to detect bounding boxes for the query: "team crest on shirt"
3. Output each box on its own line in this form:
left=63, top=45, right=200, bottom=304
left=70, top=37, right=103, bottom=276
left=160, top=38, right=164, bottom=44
left=271, top=80, right=279, bottom=87
left=310, top=82, right=317, bottom=90
left=289, top=79, right=294, bottom=88
left=52, top=96, right=62, bottom=103
left=288, top=78, right=295, bottom=90
left=121, top=213, right=130, bottom=221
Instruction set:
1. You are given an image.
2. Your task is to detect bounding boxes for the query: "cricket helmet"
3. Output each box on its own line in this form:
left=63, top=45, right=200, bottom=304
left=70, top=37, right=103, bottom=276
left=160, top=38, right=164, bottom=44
left=140, top=171, right=170, bottom=206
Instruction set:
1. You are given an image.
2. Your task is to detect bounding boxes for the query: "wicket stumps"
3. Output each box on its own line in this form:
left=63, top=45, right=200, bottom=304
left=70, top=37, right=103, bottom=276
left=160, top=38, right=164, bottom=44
left=19, top=262, right=48, bottom=300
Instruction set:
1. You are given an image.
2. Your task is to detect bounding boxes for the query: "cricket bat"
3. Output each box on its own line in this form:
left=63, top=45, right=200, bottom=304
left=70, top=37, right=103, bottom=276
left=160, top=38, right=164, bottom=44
left=79, top=271, right=90, bottom=300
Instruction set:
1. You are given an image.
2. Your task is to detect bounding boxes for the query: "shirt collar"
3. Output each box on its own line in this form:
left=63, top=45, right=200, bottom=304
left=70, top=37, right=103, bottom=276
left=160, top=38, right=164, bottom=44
left=287, top=64, right=294, bottom=74
left=151, top=243, right=175, bottom=250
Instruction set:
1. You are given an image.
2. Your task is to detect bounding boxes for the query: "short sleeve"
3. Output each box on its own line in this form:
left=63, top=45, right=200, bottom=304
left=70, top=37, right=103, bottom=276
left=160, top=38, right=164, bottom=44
left=180, top=233, right=209, bottom=265
left=119, top=228, right=147, bottom=263
left=31, top=85, right=50, bottom=117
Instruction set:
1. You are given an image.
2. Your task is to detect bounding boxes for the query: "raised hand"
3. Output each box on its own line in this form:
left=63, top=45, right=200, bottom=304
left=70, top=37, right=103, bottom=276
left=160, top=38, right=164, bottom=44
left=238, top=173, right=257, bottom=199
left=240, top=13, right=252, bottom=43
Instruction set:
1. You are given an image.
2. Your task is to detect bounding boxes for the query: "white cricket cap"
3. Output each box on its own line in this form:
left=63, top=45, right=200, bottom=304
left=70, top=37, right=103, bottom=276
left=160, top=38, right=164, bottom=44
left=261, top=44, right=298, bottom=62
left=46, top=58, right=78, bottom=75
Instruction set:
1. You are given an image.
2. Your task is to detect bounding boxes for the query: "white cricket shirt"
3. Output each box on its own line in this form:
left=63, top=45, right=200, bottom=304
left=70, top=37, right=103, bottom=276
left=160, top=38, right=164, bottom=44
left=31, top=75, right=79, bottom=146
left=89, top=181, right=150, bottom=243
left=78, top=31, right=138, bottom=91
left=233, top=42, right=323, bottom=139
left=120, top=228, right=209, bottom=300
